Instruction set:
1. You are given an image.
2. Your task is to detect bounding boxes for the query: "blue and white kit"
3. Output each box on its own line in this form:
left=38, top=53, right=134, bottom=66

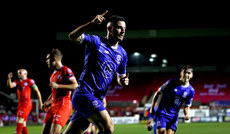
left=155, top=78, right=195, bottom=132
left=71, top=34, right=128, bottom=128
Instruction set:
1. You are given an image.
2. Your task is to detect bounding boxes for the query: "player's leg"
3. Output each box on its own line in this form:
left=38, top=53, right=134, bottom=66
left=165, top=118, right=177, bottom=134
left=87, top=109, right=114, bottom=134
left=63, top=121, right=84, bottom=134
left=21, top=121, right=28, bottom=134
left=42, top=109, right=53, bottom=134
left=92, top=124, right=99, bottom=134
left=85, top=123, right=93, bottom=134
left=155, top=114, right=167, bottom=134
left=156, top=128, right=166, bottom=134
left=15, top=117, right=24, bottom=134
left=51, top=104, right=72, bottom=134
left=166, top=129, right=175, bottom=134
left=50, top=123, right=62, bottom=134
left=42, top=122, right=52, bottom=134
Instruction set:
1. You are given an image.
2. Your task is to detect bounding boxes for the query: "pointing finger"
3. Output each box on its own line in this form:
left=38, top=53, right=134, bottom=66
left=100, top=10, right=108, bottom=16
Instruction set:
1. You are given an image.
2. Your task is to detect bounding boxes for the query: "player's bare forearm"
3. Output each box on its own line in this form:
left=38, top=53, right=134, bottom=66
left=44, top=94, right=52, bottom=105
left=7, top=79, right=14, bottom=88
left=56, top=83, right=78, bottom=91
left=150, top=91, right=158, bottom=113
left=69, top=10, right=108, bottom=42
left=68, top=22, right=95, bottom=42
left=7, top=72, right=15, bottom=88
left=184, top=106, right=190, bottom=120
left=150, top=91, right=162, bottom=114
left=53, top=78, right=78, bottom=91
left=34, top=88, right=43, bottom=109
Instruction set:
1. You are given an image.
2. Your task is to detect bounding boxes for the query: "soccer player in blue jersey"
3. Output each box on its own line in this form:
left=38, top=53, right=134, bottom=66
left=63, top=10, right=129, bottom=134
left=150, top=65, right=195, bottom=134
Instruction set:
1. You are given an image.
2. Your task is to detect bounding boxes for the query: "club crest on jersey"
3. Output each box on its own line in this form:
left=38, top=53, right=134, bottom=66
left=24, top=82, right=28, bottom=86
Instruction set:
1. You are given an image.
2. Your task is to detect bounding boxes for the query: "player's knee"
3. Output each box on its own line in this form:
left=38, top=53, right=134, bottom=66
left=50, top=124, right=62, bottom=134
left=103, top=124, right=114, bottom=134
left=16, top=117, right=24, bottom=124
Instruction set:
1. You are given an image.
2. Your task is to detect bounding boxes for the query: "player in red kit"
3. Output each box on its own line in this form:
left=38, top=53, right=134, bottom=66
left=7, top=69, right=43, bottom=134
left=42, top=48, right=78, bottom=134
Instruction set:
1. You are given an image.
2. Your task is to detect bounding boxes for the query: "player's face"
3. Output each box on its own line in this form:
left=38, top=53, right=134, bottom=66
left=111, top=21, right=126, bottom=41
left=180, top=68, right=193, bottom=83
left=17, top=70, right=26, bottom=80
left=46, top=54, right=51, bottom=68
left=46, top=54, right=56, bottom=69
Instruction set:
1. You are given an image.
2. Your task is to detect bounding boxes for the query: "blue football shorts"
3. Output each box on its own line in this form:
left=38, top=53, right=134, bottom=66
left=155, top=113, right=178, bottom=132
left=70, top=87, right=106, bottom=130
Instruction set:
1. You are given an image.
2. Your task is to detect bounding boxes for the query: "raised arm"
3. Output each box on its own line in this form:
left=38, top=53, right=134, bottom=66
left=68, top=10, right=108, bottom=43
left=7, top=72, right=15, bottom=88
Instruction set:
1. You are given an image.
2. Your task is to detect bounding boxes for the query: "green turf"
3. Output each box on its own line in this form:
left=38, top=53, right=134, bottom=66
left=0, top=122, right=229, bottom=134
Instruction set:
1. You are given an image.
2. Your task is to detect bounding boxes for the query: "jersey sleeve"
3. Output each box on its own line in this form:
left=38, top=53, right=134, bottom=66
left=65, top=67, right=75, bottom=80
left=184, top=87, right=195, bottom=107
left=159, top=80, right=171, bottom=93
left=29, top=79, right=38, bottom=89
left=81, top=34, right=95, bottom=45
left=117, top=49, right=128, bottom=77
left=12, top=80, right=18, bottom=87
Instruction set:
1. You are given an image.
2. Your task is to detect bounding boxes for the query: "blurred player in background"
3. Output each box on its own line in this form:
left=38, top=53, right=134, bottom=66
left=150, top=64, right=195, bottom=134
left=145, top=107, right=156, bottom=134
left=7, top=69, right=43, bottom=134
left=63, top=10, right=129, bottom=134
left=42, top=48, right=78, bottom=134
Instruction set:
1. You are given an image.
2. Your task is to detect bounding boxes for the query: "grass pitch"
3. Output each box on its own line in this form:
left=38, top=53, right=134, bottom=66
left=0, top=122, right=229, bottom=134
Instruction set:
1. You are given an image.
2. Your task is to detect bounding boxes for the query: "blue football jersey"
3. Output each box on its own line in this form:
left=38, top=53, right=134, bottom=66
left=157, top=79, right=195, bottom=117
left=78, top=34, right=128, bottom=99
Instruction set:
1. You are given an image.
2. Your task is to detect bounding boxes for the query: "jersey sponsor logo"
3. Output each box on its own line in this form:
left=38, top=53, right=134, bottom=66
left=182, top=92, right=188, bottom=98
left=101, top=61, right=116, bottom=78
left=116, top=55, right=122, bottom=64
left=174, top=96, right=181, bottom=106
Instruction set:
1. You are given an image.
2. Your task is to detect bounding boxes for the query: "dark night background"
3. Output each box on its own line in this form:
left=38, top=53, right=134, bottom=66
left=1, top=4, right=230, bottom=100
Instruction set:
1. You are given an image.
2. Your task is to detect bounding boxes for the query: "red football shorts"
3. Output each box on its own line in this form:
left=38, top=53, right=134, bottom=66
left=17, top=102, right=32, bottom=121
left=43, top=102, right=72, bottom=127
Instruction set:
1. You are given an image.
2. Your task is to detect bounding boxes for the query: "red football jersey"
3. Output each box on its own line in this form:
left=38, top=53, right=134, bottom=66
left=50, top=65, right=75, bottom=105
left=13, top=78, right=35, bottom=106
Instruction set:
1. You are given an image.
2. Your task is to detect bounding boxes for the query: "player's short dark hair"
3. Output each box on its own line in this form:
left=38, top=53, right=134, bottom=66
left=51, top=48, right=63, bottom=60
left=107, top=15, right=125, bottom=24
left=181, top=64, right=193, bottom=72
